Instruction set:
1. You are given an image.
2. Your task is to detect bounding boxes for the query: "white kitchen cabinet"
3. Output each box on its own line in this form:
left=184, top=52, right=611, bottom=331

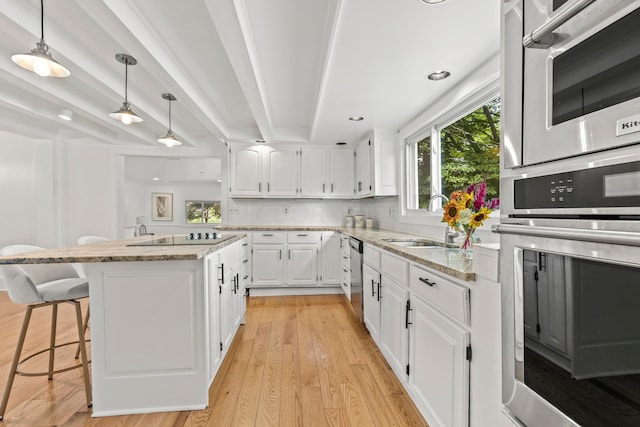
left=329, top=148, right=355, bottom=197
left=265, top=147, right=298, bottom=197
left=206, top=252, right=222, bottom=382
left=300, top=147, right=329, bottom=197
left=229, top=146, right=263, bottom=197
left=363, top=263, right=381, bottom=344
left=320, top=232, right=341, bottom=285
left=380, top=275, right=409, bottom=378
left=218, top=244, right=237, bottom=354
left=287, top=244, right=319, bottom=285
left=354, top=129, right=398, bottom=198
left=252, top=243, right=285, bottom=287
left=228, top=144, right=355, bottom=199
left=341, top=234, right=351, bottom=299
left=408, top=294, right=470, bottom=427
left=355, top=137, right=371, bottom=197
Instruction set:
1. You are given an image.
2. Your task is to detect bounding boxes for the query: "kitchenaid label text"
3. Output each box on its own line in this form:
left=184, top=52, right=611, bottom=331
left=617, top=114, right=640, bottom=136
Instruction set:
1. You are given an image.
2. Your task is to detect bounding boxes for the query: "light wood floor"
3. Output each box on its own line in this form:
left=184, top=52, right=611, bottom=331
left=0, top=292, right=427, bottom=426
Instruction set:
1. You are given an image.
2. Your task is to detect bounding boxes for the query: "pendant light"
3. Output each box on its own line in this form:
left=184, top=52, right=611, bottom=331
left=11, top=0, right=70, bottom=77
left=109, top=53, right=143, bottom=124
left=158, top=93, right=182, bottom=147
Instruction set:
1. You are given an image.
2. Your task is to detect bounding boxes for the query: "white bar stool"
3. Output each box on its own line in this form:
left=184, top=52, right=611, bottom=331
left=0, top=245, right=92, bottom=420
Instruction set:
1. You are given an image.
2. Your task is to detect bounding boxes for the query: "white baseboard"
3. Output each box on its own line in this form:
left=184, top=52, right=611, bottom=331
left=247, top=286, right=343, bottom=297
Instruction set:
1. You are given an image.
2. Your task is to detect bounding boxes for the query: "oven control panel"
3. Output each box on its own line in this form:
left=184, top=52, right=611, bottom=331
left=514, top=160, right=640, bottom=209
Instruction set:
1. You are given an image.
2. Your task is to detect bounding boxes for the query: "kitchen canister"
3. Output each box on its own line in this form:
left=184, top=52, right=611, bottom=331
left=345, top=215, right=354, bottom=227
left=354, top=215, right=365, bottom=228
left=365, top=218, right=374, bottom=229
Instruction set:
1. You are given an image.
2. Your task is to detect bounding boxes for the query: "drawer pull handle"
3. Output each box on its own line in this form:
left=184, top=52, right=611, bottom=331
left=419, top=277, right=436, bottom=287
left=297, top=234, right=308, bottom=237
left=262, top=233, right=274, bottom=237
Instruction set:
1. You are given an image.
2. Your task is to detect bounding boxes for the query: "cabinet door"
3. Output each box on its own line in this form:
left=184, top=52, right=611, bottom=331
left=380, top=276, right=409, bottom=377
left=229, top=147, right=262, bottom=197
left=232, top=271, right=243, bottom=331
left=355, top=138, right=371, bottom=197
left=363, top=263, right=381, bottom=344
left=321, top=232, right=341, bottom=285
left=409, top=296, right=470, bottom=427
left=220, top=264, right=234, bottom=354
left=329, top=148, right=355, bottom=197
left=287, top=244, right=319, bottom=285
left=206, top=253, right=222, bottom=380
left=300, top=147, right=328, bottom=197
left=252, top=244, right=285, bottom=286
left=265, top=148, right=298, bottom=197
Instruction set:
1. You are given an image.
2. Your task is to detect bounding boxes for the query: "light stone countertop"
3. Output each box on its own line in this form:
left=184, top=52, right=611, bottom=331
left=218, top=225, right=476, bottom=281
left=0, top=226, right=479, bottom=281
left=0, top=234, right=246, bottom=264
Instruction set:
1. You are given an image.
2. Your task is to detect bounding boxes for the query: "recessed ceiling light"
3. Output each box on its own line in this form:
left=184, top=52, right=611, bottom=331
left=216, top=179, right=222, bottom=183
left=256, top=139, right=266, bottom=143
left=152, top=177, right=160, bottom=181
left=427, top=71, right=451, bottom=81
left=349, top=116, right=364, bottom=122
left=336, top=142, right=347, bottom=145
left=421, top=0, right=446, bottom=4
left=57, top=108, right=73, bottom=121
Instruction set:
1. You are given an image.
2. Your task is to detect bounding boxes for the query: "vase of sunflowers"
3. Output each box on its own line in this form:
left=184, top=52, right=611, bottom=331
left=442, top=180, right=499, bottom=252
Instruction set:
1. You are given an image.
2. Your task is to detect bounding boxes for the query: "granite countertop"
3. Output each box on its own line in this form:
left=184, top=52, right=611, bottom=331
left=217, top=225, right=475, bottom=281
left=0, top=234, right=246, bottom=264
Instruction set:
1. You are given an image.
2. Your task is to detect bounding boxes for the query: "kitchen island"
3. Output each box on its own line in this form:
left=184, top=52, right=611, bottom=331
left=0, top=234, right=247, bottom=417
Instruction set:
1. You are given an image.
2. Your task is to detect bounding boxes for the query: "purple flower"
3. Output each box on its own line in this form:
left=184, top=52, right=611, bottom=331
left=487, top=198, right=500, bottom=210
left=473, top=181, right=487, bottom=211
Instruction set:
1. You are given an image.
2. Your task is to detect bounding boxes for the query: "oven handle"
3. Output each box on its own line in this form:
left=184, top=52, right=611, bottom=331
left=492, top=223, right=640, bottom=247
left=523, top=0, right=595, bottom=48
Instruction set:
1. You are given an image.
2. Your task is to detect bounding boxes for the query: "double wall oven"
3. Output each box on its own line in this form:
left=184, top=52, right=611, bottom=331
left=500, top=0, right=640, bottom=425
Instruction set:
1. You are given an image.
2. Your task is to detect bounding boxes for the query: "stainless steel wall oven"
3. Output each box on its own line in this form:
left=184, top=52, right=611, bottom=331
left=503, top=0, right=640, bottom=168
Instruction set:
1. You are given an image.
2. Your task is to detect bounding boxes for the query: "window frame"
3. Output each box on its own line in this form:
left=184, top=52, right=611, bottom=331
left=404, top=82, right=500, bottom=216
left=185, top=200, right=222, bottom=224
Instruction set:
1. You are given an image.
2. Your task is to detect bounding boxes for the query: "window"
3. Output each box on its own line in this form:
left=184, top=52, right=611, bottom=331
left=185, top=200, right=221, bottom=224
left=407, top=96, right=500, bottom=211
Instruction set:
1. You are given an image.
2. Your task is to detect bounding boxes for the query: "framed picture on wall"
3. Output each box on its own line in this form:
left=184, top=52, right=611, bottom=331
left=151, top=192, right=173, bottom=221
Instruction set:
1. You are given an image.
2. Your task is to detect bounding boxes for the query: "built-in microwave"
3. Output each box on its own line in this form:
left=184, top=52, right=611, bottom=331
left=503, top=0, right=640, bottom=167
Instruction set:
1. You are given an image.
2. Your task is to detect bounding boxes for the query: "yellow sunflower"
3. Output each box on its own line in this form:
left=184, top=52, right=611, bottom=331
left=469, top=207, right=491, bottom=227
left=460, top=192, right=474, bottom=210
left=443, top=199, right=460, bottom=226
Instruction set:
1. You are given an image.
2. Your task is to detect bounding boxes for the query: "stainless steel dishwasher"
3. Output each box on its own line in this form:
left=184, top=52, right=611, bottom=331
left=349, top=237, right=363, bottom=322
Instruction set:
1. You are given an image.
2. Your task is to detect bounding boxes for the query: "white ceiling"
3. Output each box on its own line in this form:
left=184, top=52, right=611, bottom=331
left=0, top=0, right=500, bottom=148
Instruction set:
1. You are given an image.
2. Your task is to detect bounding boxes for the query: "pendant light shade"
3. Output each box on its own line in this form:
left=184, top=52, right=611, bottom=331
left=11, top=0, right=70, bottom=77
left=109, top=53, right=143, bottom=124
left=158, top=93, right=182, bottom=147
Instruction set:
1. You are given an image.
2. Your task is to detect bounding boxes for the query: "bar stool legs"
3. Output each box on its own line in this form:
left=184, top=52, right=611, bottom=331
left=74, top=305, right=90, bottom=360
left=0, top=305, right=33, bottom=420
left=0, top=301, right=92, bottom=421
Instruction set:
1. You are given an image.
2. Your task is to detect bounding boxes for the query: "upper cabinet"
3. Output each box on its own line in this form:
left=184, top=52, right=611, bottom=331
left=265, top=148, right=298, bottom=197
left=300, top=147, right=329, bottom=197
left=329, top=148, right=355, bottom=198
left=354, top=129, right=398, bottom=198
left=229, top=144, right=355, bottom=199
left=229, top=146, right=263, bottom=197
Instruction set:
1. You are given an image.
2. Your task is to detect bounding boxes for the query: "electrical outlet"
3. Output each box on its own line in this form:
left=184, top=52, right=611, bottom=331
left=347, top=208, right=352, bottom=215
left=229, top=208, right=240, bottom=214
left=284, top=207, right=289, bottom=215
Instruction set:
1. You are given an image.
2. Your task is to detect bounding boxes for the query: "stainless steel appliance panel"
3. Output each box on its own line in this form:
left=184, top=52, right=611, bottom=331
left=511, top=0, right=640, bottom=166
left=496, top=221, right=640, bottom=427
left=349, top=237, right=364, bottom=322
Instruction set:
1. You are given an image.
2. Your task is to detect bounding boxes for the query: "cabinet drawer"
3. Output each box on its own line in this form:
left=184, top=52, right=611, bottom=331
left=287, top=231, right=321, bottom=244
left=252, top=232, right=285, bottom=244
left=409, top=264, right=470, bottom=326
left=364, top=245, right=381, bottom=270
left=381, top=251, right=407, bottom=285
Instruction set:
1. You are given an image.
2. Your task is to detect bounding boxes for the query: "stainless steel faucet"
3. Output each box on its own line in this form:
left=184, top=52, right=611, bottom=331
left=428, top=193, right=459, bottom=244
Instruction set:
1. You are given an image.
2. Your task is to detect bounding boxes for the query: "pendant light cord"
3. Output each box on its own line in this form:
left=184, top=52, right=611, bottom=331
left=124, top=60, right=128, bottom=102
left=40, top=0, right=45, bottom=40
left=168, top=100, right=172, bottom=130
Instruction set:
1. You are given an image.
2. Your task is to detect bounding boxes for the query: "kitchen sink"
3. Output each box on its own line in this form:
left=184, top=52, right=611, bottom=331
left=382, top=239, right=444, bottom=249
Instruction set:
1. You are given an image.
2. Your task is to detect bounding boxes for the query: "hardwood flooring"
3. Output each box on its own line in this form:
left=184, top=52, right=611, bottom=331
left=0, top=292, right=426, bottom=426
